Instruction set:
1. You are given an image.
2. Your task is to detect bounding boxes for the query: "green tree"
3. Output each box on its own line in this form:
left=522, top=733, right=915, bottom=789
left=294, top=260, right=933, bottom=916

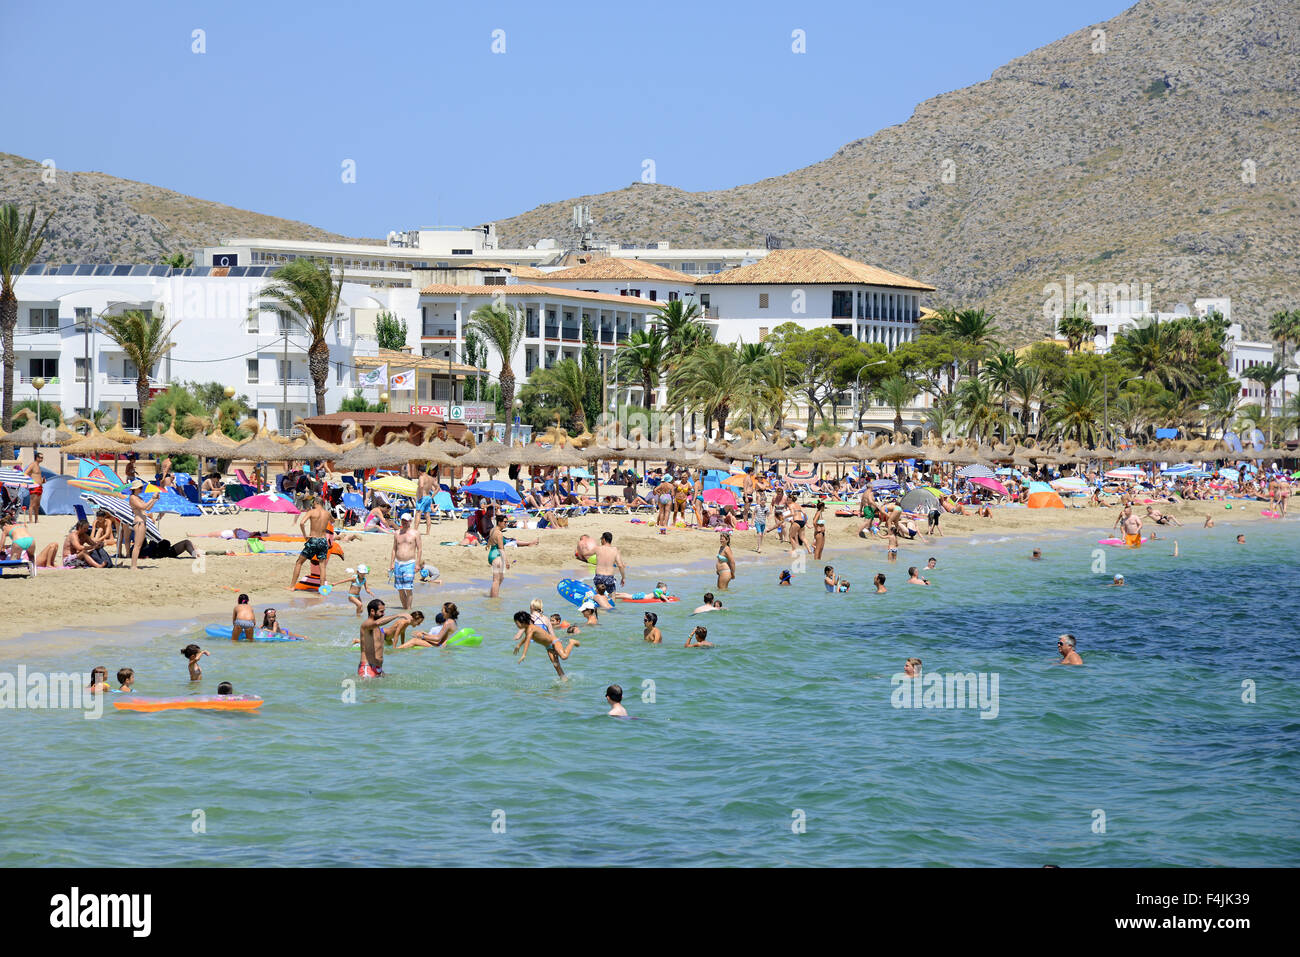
left=0, top=203, right=52, bottom=440
left=872, top=376, right=920, bottom=436
left=374, top=311, right=407, bottom=351
left=466, top=302, right=526, bottom=442
left=892, top=334, right=964, bottom=396
left=1021, top=341, right=1070, bottom=390
left=1204, top=382, right=1242, bottom=439
left=668, top=343, right=755, bottom=439
left=96, top=309, right=180, bottom=420
left=1244, top=360, right=1291, bottom=442
left=1045, top=373, right=1104, bottom=445
left=523, top=359, right=588, bottom=433
left=1110, top=321, right=1201, bottom=394
left=766, top=324, right=858, bottom=430
left=1056, top=301, right=1095, bottom=353
left=258, top=258, right=344, bottom=415
left=339, top=391, right=387, bottom=413
left=161, top=251, right=194, bottom=269
left=580, top=317, right=602, bottom=429
left=614, top=328, right=668, bottom=410
left=1008, top=364, right=1049, bottom=437
left=461, top=330, right=488, bottom=401
left=957, top=376, right=1013, bottom=443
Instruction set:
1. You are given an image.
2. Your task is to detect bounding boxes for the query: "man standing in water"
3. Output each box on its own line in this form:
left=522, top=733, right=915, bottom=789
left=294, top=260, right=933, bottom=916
left=390, top=512, right=422, bottom=610
left=1120, top=507, right=1144, bottom=549
left=592, top=531, right=626, bottom=595
left=1056, top=634, right=1083, bottom=665
left=289, top=494, right=334, bottom=589
left=358, top=598, right=407, bottom=677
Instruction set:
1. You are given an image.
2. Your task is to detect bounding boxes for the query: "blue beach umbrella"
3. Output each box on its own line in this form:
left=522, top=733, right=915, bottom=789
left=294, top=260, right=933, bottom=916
left=870, top=479, right=899, bottom=491
left=148, top=490, right=202, bottom=517
left=460, top=480, right=523, bottom=504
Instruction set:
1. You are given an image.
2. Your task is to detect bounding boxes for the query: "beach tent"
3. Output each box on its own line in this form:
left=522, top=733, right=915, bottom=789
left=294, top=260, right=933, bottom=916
left=35, top=476, right=83, bottom=515
left=900, top=487, right=941, bottom=513
left=1026, top=481, right=1064, bottom=509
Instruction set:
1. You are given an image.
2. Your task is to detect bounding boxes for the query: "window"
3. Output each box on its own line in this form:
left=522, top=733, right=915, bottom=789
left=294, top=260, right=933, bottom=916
left=27, top=308, right=58, bottom=331
left=700, top=294, right=710, bottom=309
left=832, top=290, right=853, bottom=319
left=759, top=327, right=769, bottom=341
left=451, top=248, right=473, bottom=255
left=75, top=357, right=88, bottom=382
left=247, top=359, right=259, bottom=383
left=649, top=290, right=657, bottom=301
left=247, top=312, right=260, bottom=334
left=75, top=307, right=92, bottom=325
left=277, top=310, right=293, bottom=335
left=758, top=294, right=769, bottom=309
left=121, top=407, right=140, bottom=431
left=706, top=262, right=722, bottom=273
left=484, top=276, right=505, bottom=285
left=28, top=357, right=58, bottom=379
left=668, top=291, right=679, bottom=302
left=279, top=360, right=292, bottom=383
left=336, top=362, right=344, bottom=385
left=123, top=359, right=138, bottom=380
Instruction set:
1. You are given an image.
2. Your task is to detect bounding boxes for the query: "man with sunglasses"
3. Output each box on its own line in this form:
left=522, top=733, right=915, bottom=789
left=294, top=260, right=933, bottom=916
left=1056, top=633, right=1083, bottom=665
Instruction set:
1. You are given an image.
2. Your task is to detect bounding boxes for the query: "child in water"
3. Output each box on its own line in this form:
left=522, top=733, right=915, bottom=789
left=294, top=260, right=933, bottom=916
left=115, top=668, right=135, bottom=693
left=261, top=608, right=287, bottom=635
left=334, top=565, right=372, bottom=616
left=181, top=644, right=210, bottom=681
left=685, top=625, right=713, bottom=648
left=550, top=612, right=581, bottom=635
left=824, top=565, right=839, bottom=592
left=232, top=593, right=256, bottom=640
left=512, top=610, right=580, bottom=677
left=87, top=666, right=111, bottom=694
left=606, top=684, right=628, bottom=717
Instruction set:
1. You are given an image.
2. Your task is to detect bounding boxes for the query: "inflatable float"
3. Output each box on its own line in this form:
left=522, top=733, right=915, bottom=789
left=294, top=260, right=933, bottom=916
left=205, top=624, right=307, bottom=642
left=556, top=578, right=595, bottom=608
left=114, top=694, right=263, bottom=713
left=617, top=593, right=680, bottom=603
left=1262, top=509, right=1282, bottom=518
left=1097, top=537, right=1153, bottom=547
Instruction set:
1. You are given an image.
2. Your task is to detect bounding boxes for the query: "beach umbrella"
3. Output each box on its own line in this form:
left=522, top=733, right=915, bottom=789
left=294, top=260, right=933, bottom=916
left=721, top=474, right=747, bottom=488
left=235, top=432, right=295, bottom=462
left=900, top=487, right=941, bottom=513
left=1161, top=463, right=1197, bottom=475
left=82, top=492, right=162, bottom=540
left=1104, top=467, right=1146, bottom=481
left=460, top=480, right=523, bottom=504
left=132, top=427, right=186, bottom=456
left=458, top=439, right=514, bottom=469
left=693, top=453, right=735, bottom=471
left=870, top=479, right=900, bottom=492
left=61, top=432, right=135, bottom=457
left=101, top=419, right=142, bottom=447
left=968, top=475, right=1010, bottom=497
left=956, top=463, right=997, bottom=479
left=182, top=433, right=237, bottom=460
left=147, top=490, right=202, bottom=517
left=702, top=487, right=737, bottom=507
left=1050, top=476, right=1089, bottom=492
left=365, top=475, right=419, bottom=498
left=1026, top=481, right=1065, bottom=509
left=0, top=467, right=33, bottom=487
left=4, top=415, right=73, bottom=447
left=238, top=490, right=300, bottom=531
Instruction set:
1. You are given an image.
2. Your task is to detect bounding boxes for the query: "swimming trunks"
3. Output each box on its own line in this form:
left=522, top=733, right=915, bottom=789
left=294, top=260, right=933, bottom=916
left=593, top=573, right=617, bottom=593
left=233, top=621, right=255, bottom=640
left=393, top=559, right=415, bottom=589
left=299, top=536, right=329, bottom=561
left=1125, top=533, right=1142, bottom=548
left=358, top=660, right=383, bottom=677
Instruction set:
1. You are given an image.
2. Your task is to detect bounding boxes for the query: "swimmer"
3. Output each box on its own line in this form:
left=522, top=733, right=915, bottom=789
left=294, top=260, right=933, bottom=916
left=397, top=603, right=459, bottom=648
left=579, top=598, right=601, bottom=626
left=381, top=610, right=425, bottom=646
left=685, top=625, right=713, bottom=648
left=1109, top=574, right=1125, bottom=586
left=778, top=569, right=792, bottom=586
left=906, top=566, right=930, bottom=585
left=87, top=666, right=110, bottom=694
left=181, top=643, right=210, bottom=681
left=1203, top=516, right=1215, bottom=528
left=513, top=610, right=579, bottom=677
left=115, top=668, right=135, bottom=693
left=643, top=611, right=662, bottom=644
left=1056, top=633, right=1082, bottom=665
left=216, top=681, right=234, bottom=696
left=606, top=684, right=628, bottom=717
left=550, top=613, right=581, bottom=635
left=903, top=657, right=922, bottom=678
left=232, top=593, right=256, bottom=641
left=1236, top=534, right=1246, bottom=544
left=837, top=579, right=851, bottom=593
left=358, top=598, right=407, bottom=677
left=590, top=579, right=616, bottom=610
left=823, top=565, right=839, bottom=592
left=692, top=592, right=722, bottom=614
left=874, top=573, right=887, bottom=594
left=926, top=557, right=937, bottom=570
left=1030, top=548, right=1042, bottom=560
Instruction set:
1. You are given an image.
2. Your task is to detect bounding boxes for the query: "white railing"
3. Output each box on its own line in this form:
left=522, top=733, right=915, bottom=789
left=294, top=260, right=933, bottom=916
left=18, top=375, right=61, bottom=384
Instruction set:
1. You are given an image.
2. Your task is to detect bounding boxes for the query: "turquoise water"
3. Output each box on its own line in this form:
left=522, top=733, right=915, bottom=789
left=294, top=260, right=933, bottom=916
left=3, top=523, right=1297, bottom=866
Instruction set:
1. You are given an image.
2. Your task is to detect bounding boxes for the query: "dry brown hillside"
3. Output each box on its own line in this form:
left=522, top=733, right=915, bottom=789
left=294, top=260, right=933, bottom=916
left=491, top=0, right=1300, bottom=342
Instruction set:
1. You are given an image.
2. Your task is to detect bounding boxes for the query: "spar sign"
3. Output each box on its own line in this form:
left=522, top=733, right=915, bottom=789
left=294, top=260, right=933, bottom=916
left=409, top=402, right=493, bottom=422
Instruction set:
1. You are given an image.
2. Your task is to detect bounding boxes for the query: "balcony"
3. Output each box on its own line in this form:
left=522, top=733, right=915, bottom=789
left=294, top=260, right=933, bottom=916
left=544, top=324, right=559, bottom=339
left=526, top=321, right=539, bottom=337
left=261, top=378, right=314, bottom=401
left=421, top=325, right=457, bottom=339
left=600, top=328, right=614, bottom=344
left=561, top=324, right=580, bottom=341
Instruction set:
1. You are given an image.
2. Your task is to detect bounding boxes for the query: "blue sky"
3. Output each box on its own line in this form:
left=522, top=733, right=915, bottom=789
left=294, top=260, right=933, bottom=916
left=3, top=0, right=1132, bottom=238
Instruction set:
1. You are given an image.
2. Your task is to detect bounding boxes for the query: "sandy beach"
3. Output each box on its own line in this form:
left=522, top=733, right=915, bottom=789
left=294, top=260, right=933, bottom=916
left=2, top=495, right=1271, bottom=654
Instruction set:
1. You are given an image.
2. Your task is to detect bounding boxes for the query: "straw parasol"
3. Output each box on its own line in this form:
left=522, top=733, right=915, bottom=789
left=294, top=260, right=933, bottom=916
left=534, top=444, right=591, bottom=469
left=4, top=409, right=75, bottom=447
left=458, top=439, right=515, bottom=469
left=61, top=424, right=134, bottom=457
left=335, top=438, right=384, bottom=472
left=693, top=452, right=734, bottom=471
left=132, top=425, right=186, bottom=456
left=101, top=406, right=142, bottom=447
left=181, top=431, right=237, bottom=459
left=371, top=434, right=426, bottom=467
left=235, top=430, right=296, bottom=463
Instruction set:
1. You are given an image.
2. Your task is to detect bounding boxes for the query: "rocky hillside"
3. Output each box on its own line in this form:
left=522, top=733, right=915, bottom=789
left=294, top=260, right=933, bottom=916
left=492, top=0, right=1300, bottom=342
left=0, top=152, right=372, bottom=264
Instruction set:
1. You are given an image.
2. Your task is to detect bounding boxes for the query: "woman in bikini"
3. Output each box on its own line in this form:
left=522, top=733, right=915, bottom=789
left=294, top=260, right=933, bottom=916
left=1, top=520, right=35, bottom=562
left=127, top=480, right=155, bottom=570
left=715, top=531, right=736, bottom=590
left=812, top=501, right=827, bottom=559
left=672, top=477, right=689, bottom=527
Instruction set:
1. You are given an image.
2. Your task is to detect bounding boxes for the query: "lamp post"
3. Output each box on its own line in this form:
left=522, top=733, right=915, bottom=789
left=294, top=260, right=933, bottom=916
left=32, top=376, right=46, bottom=431
left=854, top=359, right=887, bottom=433
left=380, top=391, right=389, bottom=413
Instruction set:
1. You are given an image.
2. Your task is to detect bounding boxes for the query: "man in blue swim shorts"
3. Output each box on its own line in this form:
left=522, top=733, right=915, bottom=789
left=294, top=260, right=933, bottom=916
left=389, top=512, right=422, bottom=610
left=592, top=531, right=625, bottom=596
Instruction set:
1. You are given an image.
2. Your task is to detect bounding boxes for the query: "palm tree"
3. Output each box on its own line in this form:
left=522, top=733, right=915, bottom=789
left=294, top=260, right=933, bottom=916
left=1244, top=360, right=1291, bottom=443
left=1204, top=382, right=1242, bottom=439
left=96, top=309, right=180, bottom=420
left=0, top=203, right=52, bottom=440
left=1110, top=322, right=1200, bottom=395
left=979, top=349, right=1020, bottom=440
left=1008, top=365, right=1048, bottom=437
left=613, top=328, right=667, bottom=410
left=957, top=377, right=1013, bottom=444
left=667, top=343, right=754, bottom=439
left=1056, top=302, right=1095, bottom=353
left=1107, top=392, right=1146, bottom=444
left=1267, top=309, right=1300, bottom=411
left=258, top=258, right=344, bottom=416
left=466, top=302, right=527, bottom=444
left=654, top=299, right=712, bottom=439
left=872, top=376, right=920, bottom=436
left=1045, top=373, right=1103, bottom=445
left=751, top=353, right=794, bottom=431
left=923, top=392, right=962, bottom=441
left=526, top=359, right=587, bottom=432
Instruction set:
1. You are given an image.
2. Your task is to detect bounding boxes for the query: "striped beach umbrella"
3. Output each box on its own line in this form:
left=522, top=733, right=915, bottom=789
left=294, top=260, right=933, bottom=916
left=82, top=492, right=162, bottom=541
left=956, top=464, right=997, bottom=479
left=0, top=467, right=33, bottom=487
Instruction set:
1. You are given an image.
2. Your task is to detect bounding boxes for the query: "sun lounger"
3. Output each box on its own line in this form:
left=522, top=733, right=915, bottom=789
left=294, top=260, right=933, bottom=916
left=0, top=557, right=34, bottom=578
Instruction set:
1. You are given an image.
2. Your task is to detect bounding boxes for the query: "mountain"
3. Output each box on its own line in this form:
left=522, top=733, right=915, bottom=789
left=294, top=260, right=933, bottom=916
left=491, top=0, right=1300, bottom=342
left=0, top=152, right=369, bottom=264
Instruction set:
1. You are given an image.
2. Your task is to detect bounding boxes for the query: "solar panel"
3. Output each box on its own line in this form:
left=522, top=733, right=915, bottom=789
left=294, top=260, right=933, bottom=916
left=93, top=264, right=115, bottom=275
left=25, top=263, right=47, bottom=275
left=148, top=265, right=169, bottom=277
left=190, top=266, right=211, bottom=276
left=129, top=265, right=151, bottom=275
left=228, top=266, right=248, bottom=277
left=113, top=264, right=133, bottom=275
left=75, top=264, right=95, bottom=276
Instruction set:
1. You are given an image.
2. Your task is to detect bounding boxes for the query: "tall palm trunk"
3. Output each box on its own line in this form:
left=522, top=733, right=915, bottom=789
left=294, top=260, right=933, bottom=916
left=135, top=373, right=152, bottom=424
left=500, top=367, right=516, bottom=444
left=1, top=290, right=16, bottom=441
left=309, top=339, right=330, bottom=416
left=642, top=372, right=653, bottom=411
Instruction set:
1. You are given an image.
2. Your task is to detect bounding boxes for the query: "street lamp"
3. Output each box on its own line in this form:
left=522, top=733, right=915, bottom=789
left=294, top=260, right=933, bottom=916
left=32, top=376, right=46, bottom=429
left=223, top=385, right=236, bottom=400
left=854, top=360, right=888, bottom=432
left=380, top=391, right=389, bottom=412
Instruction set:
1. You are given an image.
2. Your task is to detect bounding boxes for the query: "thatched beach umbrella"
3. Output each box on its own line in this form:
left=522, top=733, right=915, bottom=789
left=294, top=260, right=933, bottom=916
left=181, top=432, right=236, bottom=460
left=693, top=452, right=734, bottom=472
left=458, top=439, right=515, bottom=469
left=235, top=431, right=295, bottom=463
left=5, top=409, right=74, bottom=447
left=62, top=431, right=134, bottom=457
left=129, top=426, right=185, bottom=457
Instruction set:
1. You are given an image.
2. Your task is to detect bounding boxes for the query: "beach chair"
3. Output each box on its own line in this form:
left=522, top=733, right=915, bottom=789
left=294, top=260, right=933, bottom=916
left=0, top=557, right=34, bottom=579
left=74, top=504, right=89, bottom=525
